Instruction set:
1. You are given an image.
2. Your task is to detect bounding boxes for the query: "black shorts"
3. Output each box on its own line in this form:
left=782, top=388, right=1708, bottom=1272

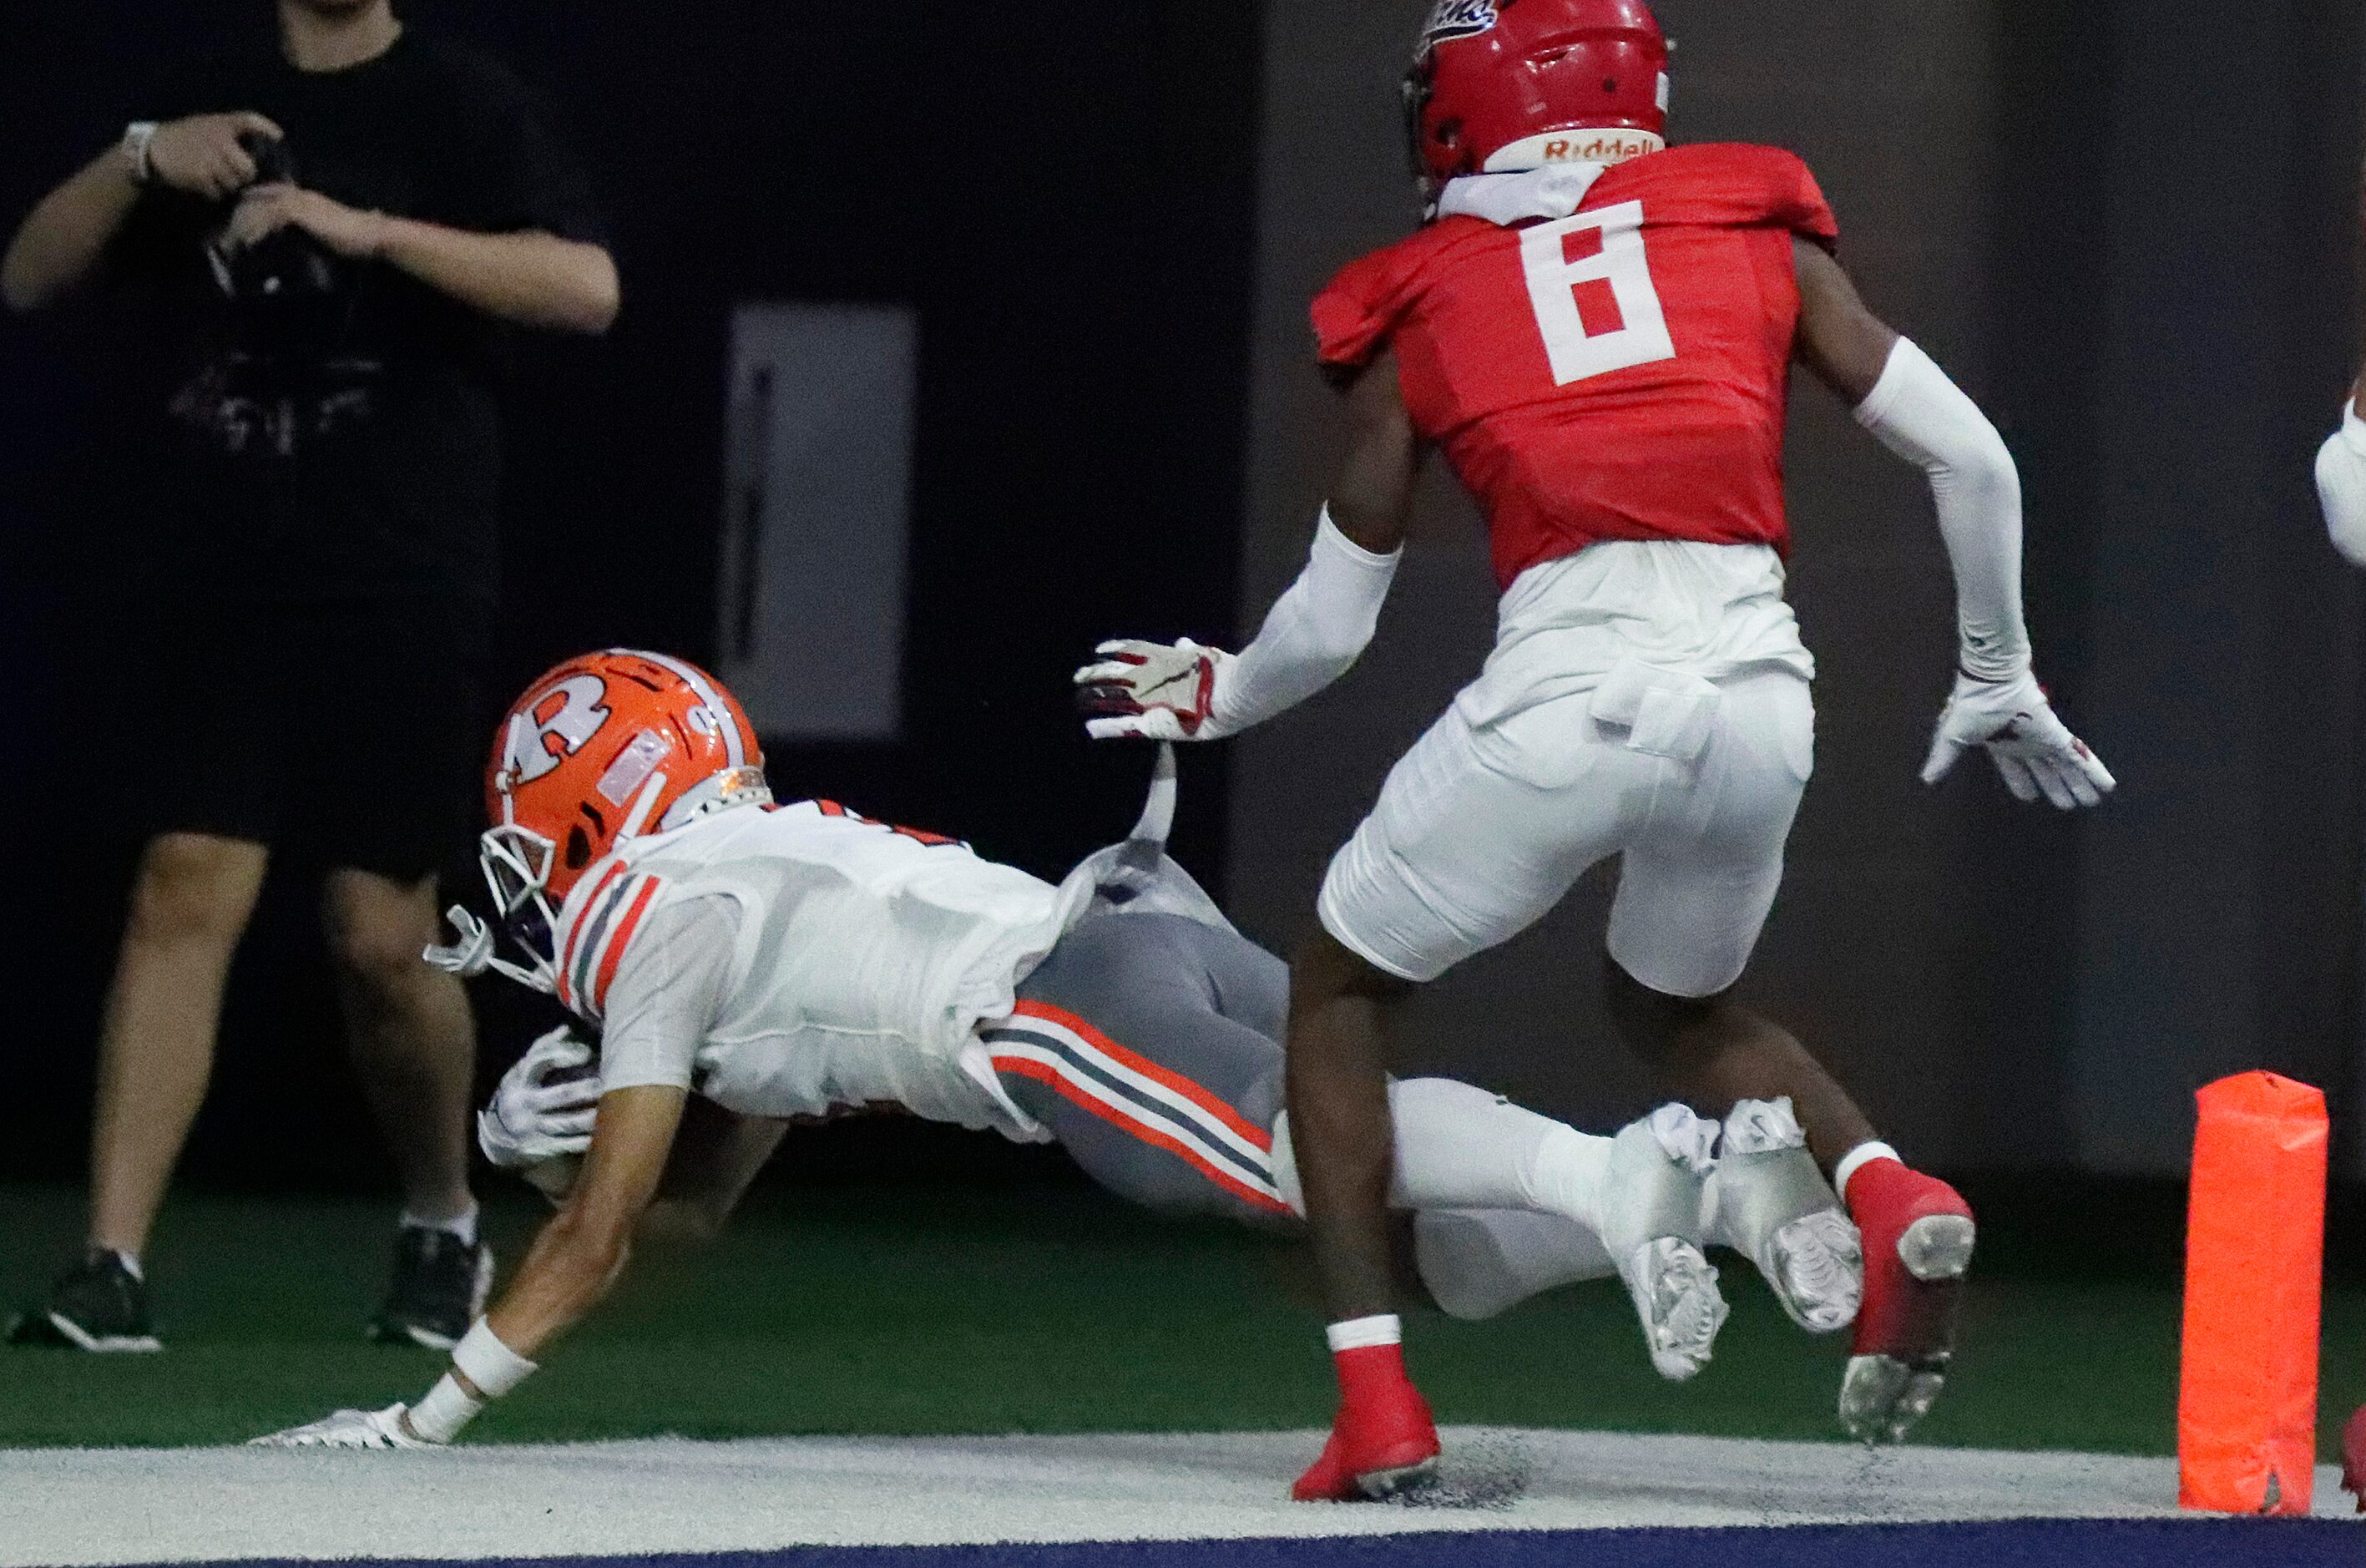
left=127, top=595, right=494, bottom=881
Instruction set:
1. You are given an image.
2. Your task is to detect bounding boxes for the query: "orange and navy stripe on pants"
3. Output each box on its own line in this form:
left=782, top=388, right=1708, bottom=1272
left=983, top=1001, right=1292, bottom=1217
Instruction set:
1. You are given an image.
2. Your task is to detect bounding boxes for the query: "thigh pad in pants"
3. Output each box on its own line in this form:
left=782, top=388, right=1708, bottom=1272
left=1316, top=666, right=1812, bottom=994
left=987, top=913, right=1294, bottom=1226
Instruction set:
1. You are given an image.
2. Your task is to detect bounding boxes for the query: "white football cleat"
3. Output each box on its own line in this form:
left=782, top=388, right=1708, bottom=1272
left=1619, top=1235, right=1729, bottom=1382
left=1600, top=1105, right=1728, bottom=1381
left=1701, top=1099, right=1863, bottom=1333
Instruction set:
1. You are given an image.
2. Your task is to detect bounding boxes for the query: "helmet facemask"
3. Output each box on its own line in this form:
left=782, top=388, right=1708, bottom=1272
left=423, top=824, right=564, bottom=994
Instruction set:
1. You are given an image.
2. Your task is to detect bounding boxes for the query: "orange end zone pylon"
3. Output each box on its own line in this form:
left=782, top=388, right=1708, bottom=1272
left=2177, top=1070, right=2328, bottom=1516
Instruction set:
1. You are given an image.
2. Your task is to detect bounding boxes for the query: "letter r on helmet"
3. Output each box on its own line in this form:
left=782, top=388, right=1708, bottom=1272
left=507, top=675, right=612, bottom=785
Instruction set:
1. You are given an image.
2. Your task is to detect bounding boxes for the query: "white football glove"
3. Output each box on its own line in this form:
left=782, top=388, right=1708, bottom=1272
left=1074, top=639, right=1239, bottom=741
left=250, top=1404, right=432, bottom=1449
left=477, top=1025, right=600, bottom=1171
left=1922, top=669, right=2115, bottom=809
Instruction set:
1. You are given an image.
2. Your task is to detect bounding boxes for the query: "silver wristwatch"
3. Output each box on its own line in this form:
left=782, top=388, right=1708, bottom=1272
left=121, top=121, right=160, bottom=186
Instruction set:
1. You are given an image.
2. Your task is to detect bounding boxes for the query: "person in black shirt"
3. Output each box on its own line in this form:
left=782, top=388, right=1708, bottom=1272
left=1, top=0, right=617, bottom=1352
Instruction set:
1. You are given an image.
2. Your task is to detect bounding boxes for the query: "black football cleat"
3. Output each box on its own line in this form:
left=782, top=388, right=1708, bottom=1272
left=8, top=1250, right=162, bottom=1353
left=369, top=1226, right=493, bottom=1349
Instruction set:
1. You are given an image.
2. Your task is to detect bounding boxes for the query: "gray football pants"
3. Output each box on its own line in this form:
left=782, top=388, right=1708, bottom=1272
left=988, top=913, right=1297, bottom=1228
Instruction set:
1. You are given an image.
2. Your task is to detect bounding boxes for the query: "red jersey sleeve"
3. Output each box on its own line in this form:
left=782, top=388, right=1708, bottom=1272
left=1312, top=239, right=1433, bottom=371
left=1676, top=143, right=1837, bottom=247
left=1769, top=149, right=1839, bottom=250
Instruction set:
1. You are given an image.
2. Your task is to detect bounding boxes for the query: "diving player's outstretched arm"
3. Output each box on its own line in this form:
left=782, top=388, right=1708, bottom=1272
left=1791, top=238, right=2114, bottom=811
left=254, top=1083, right=690, bottom=1449
left=1076, top=354, right=1419, bottom=741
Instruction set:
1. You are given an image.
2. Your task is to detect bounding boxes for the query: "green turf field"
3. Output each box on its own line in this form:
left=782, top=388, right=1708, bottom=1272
left=3, top=1176, right=2360, bottom=1460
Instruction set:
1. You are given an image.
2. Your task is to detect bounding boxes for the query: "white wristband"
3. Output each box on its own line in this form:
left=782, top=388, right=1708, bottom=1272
left=452, top=1319, right=538, bottom=1399
left=122, top=122, right=159, bottom=187
left=406, top=1373, right=484, bottom=1444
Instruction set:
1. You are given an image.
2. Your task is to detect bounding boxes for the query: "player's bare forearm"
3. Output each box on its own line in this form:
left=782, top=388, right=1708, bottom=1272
left=475, top=1085, right=685, bottom=1368
left=477, top=1205, right=634, bottom=1374
left=1326, top=351, right=1423, bottom=555
left=1, top=149, right=139, bottom=312
left=1789, top=238, right=1898, bottom=406
left=1284, top=930, right=1410, bottom=1322
left=378, top=219, right=619, bottom=334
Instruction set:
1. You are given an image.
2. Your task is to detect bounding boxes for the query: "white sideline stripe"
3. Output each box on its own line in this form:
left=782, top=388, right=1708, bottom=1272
left=990, top=1038, right=1285, bottom=1205
left=1001, top=1011, right=1272, bottom=1171
left=0, top=1429, right=2351, bottom=1565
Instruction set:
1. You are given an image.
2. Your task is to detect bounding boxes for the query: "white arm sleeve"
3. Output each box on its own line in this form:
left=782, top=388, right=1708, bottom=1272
left=1853, top=337, right=2032, bottom=680
left=1209, top=507, right=1402, bottom=732
left=596, top=896, right=739, bottom=1093
left=2316, top=403, right=2366, bottom=567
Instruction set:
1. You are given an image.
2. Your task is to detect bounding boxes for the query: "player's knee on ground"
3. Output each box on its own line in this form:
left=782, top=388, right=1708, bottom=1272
left=122, top=832, right=267, bottom=953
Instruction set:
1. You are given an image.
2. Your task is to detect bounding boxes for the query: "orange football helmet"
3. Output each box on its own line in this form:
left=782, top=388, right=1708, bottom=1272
left=427, top=649, right=770, bottom=993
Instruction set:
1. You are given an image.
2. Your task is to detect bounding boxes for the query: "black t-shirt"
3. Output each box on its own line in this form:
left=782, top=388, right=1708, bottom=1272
left=110, top=30, right=606, bottom=604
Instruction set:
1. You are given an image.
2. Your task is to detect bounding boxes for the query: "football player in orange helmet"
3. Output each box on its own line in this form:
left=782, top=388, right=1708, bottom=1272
left=255, top=650, right=1860, bottom=1456
left=427, top=648, right=771, bottom=998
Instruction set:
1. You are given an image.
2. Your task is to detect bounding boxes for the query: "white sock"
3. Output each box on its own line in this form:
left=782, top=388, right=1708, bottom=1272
left=1413, top=1209, right=1615, bottom=1321
left=1833, top=1141, right=1903, bottom=1204
left=1325, top=1313, right=1401, bottom=1353
left=402, top=1203, right=480, bottom=1247
left=1387, top=1077, right=1612, bottom=1230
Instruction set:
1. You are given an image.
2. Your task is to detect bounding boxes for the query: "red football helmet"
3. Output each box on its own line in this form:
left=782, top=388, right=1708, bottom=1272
left=427, top=649, right=769, bottom=993
left=1406, top=0, right=1671, bottom=194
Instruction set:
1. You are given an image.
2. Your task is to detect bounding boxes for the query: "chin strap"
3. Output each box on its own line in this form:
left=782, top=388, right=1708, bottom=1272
left=423, top=905, right=555, bottom=994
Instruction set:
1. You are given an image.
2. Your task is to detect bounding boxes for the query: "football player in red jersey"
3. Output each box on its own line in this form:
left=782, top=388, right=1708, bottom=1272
left=1079, top=0, right=2113, bottom=1499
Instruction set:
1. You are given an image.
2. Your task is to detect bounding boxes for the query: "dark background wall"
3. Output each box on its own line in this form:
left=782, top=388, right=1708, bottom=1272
left=0, top=0, right=1262, bottom=1192
left=0, top=0, right=2360, bottom=1199
left=1226, top=0, right=2365, bottom=1176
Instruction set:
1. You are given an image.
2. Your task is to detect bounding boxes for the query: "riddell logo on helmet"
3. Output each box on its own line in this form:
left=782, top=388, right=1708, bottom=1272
left=1419, top=0, right=1499, bottom=50
left=1486, top=128, right=1666, bottom=171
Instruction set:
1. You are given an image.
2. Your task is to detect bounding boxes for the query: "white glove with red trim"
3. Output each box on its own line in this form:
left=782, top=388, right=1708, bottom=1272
left=1921, top=669, right=2115, bottom=809
left=1074, top=639, right=1241, bottom=742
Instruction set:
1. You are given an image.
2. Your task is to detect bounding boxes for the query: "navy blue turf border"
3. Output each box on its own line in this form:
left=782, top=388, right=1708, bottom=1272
left=83, top=1518, right=2360, bottom=1568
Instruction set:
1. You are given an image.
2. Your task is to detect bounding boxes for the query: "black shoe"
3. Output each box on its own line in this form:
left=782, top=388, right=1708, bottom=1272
left=8, top=1251, right=162, bottom=1353
left=370, top=1226, right=493, bottom=1349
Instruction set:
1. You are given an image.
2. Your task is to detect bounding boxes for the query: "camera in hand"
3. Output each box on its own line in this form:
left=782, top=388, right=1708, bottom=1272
left=182, top=132, right=383, bottom=458
left=219, top=132, right=344, bottom=310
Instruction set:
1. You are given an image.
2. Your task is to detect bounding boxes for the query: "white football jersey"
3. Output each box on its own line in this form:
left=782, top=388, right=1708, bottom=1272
left=545, top=787, right=1231, bottom=1140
